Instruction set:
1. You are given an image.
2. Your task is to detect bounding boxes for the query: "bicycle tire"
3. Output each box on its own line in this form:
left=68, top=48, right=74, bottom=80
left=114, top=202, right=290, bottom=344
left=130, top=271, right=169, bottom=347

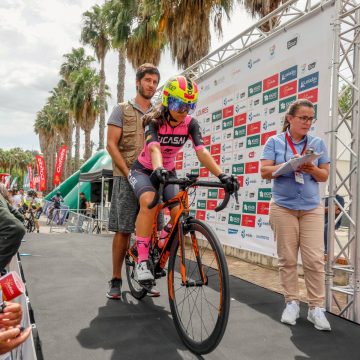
left=167, top=218, right=230, bottom=355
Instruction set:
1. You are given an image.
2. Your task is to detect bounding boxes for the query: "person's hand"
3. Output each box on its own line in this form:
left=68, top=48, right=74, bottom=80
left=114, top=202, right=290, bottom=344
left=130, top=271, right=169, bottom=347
left=218, top=173, right=239, bottom=193
left=150, top=167, right=168, bottom=186
left=297, top=162, right=316, bottom=174
left=0, top=302, right=23, bottom=328
left=0, top=326, right=31, bottom=355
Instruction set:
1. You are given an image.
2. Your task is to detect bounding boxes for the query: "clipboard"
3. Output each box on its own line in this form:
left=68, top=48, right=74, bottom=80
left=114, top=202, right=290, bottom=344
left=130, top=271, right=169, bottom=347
left=272, top=152, right=323, bottom=177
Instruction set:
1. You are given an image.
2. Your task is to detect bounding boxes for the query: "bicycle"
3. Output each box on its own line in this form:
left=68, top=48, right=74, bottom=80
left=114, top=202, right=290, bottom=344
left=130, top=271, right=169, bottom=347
left=46, top=206, right=60, bottom=225
left=23, top=208, right=36, bottom=233
left=125, top=173, right=239, bottom=354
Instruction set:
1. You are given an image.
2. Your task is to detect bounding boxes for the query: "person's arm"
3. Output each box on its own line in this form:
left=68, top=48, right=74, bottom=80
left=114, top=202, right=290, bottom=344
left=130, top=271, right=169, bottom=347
left=297, top=162, right=329, bottom=182
left=196, top=148, right=222, bottom=177
left=260, top=160, right=286, bottom=180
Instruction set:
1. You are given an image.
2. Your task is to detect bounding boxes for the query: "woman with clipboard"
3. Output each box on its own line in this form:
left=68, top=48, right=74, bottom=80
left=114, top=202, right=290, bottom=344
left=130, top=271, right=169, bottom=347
left=260, top=99, right=331, bottom=331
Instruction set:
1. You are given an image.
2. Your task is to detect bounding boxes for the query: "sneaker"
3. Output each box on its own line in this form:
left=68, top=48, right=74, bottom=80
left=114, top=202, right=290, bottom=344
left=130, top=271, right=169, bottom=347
left=136, top=261, right=154, bottom=282
left=281, top=300, right=300, bottom=325
left=106, top=278, right=122, bottom=299
left=147, top=288, right=161, bottom=297
left=307, top=307, right=331, bottom=331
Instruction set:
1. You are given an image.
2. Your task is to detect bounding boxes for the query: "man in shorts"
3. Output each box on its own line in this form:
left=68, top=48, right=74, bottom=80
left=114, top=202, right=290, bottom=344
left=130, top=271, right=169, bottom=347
left=106, top=63, right=160, bottom=299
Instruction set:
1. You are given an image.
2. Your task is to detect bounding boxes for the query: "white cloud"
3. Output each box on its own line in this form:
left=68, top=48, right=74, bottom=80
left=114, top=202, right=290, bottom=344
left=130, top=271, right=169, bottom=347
left=0, top=0, right=254, bottom=151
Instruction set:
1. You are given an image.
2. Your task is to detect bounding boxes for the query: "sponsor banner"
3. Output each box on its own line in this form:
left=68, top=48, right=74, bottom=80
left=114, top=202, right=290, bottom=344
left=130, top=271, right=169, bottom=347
left=175, top=162, right=183, bottom=170
left=35, top=155, right=47, bottom=191
left=279, top=80, right=297, bottom=99
left=191, top=168, right=199, bottom=175
left=228, top=213, right=241, bottom=226
left=263, top=88, right=278, bottom=105
left=203, top=135, right=211, bottom=146
left=263, top=73, right=279, bottom=91
left=176, top=152, right=183, bottom=161
left=210, top=143, right=221, bottom=155
left=28, top=165, right=34, bottom=189
left=222, top=105, right=234, bottom=119
left=280, top=65, right=298, bottom=84
left=212, top=110, right=222, bottom=122
left=258, top=188, right=272, bottom=201
left=232, top=163, right=244, bottom=175
left=248, top=81, right=262, bottom=97
left=243, top=201, right=257, bottom=214
left=257, top=201, right=270, bottom=215
left=196, top=210, right=206, bottom=221
left=218, top=188, right=226, bottom=199
left=237, top=176, right=244, bottom=188
left=234, top=113, right=247, bottom=126
left=222, top=129, right=233, bottom=142
left=247, top=121, right=261, bottom=135
left=206, top=211, right=216, bottom=222
left=197, top=200, right=206, bottom=210
left=212, top=122, right=222, bottom=133
left=208, top=189, right=218, bottom=199
left=222, top=117, right=234, bottom=130
left=298, top=72, right=319, bottom=92
left=279, top=95, right=297, bottom=113
left=245, top=161, right=259, bottom=174
left=246, top=135, right=261, bottom=148
left=200, top=167, right=209, bottom=178
left=207, top=200, right=218, bottom=210
left=213, top=154, right=220, bottom=165
left=261, top=131, right=277, bottom=145
left=241, top=214, right=256, bottom=227
left=234, top=126, right=246, bottom=138
left=221, top=153, right=233, bottom=165
left=221, top=141, right=233, bottom=153
left=298, top=88, right=318, bottom=103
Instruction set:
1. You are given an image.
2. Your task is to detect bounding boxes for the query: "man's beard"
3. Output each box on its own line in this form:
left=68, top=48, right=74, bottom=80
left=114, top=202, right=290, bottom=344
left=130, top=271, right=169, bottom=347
left=138, top=85, right=155, bottom=100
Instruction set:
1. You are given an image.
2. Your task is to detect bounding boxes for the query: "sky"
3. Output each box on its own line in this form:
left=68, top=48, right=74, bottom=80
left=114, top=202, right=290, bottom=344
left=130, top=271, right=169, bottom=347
left=0, top=0, right=255, bottom=153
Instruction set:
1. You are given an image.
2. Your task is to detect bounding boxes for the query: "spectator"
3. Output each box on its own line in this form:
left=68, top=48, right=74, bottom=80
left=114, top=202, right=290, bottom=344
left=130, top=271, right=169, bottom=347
left=324, top=194, right=345, bottom=253
left=260, top=99, right=331, bottom=331
left=11, top=189, right=22, bottom=210
left=79, top=192, right=90, bottom=215
left=106, top=63, right=160, bottom=299
left=0, top=184, right=25, bottom=273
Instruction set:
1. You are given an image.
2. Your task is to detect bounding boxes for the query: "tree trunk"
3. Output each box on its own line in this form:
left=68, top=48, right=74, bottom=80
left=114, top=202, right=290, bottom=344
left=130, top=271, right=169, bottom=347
left=117, top=47, right=126, bottom=103
left=84, top=129, right=91, bottom=161
left=98, top=57, right=106, bottom=150
left=65, top=119, right=73, bottom=179
left=74, top=122, right=81, bottom=171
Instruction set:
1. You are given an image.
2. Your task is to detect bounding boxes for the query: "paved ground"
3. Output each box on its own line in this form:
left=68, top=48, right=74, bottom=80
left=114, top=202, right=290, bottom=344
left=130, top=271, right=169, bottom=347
left=19, top=232, right=359, bottom=360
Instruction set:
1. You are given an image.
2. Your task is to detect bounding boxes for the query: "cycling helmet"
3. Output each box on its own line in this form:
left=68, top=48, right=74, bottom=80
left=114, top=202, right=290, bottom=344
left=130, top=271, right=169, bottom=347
left=162, top=76, right=199, bottom=114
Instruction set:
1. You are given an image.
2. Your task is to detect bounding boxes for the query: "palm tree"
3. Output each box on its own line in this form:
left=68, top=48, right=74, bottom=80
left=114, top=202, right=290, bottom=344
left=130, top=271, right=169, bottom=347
left=60, top=47, right=95, bottom=172
left=81, top=5, right=110, bottom=151
left=70, top=67, right=102, bottom=161
left=241, top=0, right=286, bottom=32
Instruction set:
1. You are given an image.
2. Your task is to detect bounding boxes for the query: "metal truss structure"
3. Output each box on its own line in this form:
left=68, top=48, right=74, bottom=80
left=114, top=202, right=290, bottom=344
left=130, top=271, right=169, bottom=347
left=154, top=0, right=360, bottom=323
left=326, top=0, right=360, bottom=323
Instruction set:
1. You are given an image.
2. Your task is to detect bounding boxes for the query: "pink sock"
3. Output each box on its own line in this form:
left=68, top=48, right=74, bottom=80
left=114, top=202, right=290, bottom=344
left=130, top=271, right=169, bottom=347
left=136, top=236, right=151, bottom=263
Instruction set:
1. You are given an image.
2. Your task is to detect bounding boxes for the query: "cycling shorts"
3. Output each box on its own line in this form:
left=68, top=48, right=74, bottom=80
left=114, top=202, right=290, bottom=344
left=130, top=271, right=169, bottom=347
left=128, top=161, right=179, bottom=205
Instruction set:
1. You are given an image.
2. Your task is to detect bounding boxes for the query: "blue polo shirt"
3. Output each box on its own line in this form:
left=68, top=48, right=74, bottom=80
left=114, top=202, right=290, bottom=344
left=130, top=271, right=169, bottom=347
left=260, top=131, right=330, bottom=210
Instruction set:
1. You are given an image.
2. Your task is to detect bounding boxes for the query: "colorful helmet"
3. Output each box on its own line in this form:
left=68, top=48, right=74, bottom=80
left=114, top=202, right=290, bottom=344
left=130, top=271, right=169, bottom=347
left=162, top=76, right=199, bottom=113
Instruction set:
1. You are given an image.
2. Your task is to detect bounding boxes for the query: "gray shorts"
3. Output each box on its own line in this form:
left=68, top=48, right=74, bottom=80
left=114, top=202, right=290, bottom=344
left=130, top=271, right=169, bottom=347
left=109, top=176, right=164, bottom=233
left=108, top=176, right=138, bottom=233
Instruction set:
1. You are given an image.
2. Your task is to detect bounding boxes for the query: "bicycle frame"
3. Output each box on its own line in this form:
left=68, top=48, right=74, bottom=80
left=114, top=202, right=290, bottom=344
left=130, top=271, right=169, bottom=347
left=128, top=187, right=208, bottom=287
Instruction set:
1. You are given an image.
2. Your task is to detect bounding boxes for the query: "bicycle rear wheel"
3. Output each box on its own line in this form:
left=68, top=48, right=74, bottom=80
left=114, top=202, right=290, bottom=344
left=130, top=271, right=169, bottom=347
left=168, top=219, right=230, bottom=354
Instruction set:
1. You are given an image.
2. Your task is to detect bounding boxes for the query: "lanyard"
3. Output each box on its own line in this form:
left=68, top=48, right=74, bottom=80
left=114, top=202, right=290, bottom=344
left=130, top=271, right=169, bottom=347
left=285, top=132, right=307, bottom=157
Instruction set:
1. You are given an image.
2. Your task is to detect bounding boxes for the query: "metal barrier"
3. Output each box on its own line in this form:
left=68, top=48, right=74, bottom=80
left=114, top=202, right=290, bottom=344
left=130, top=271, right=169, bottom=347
left=65, top=211, right=109, bottom=234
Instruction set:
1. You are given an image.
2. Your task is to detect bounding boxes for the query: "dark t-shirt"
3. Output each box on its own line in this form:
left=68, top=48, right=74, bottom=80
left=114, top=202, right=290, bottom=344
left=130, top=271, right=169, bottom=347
left=79, top=198, right=88, bottom=211
left=324, top=195, right=345, bottom=228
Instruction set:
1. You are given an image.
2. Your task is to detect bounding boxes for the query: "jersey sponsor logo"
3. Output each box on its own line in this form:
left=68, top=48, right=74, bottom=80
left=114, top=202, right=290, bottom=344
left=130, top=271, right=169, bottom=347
left=280, top=65, right=298, bottom=84
left=159, top=135, right=187, bottom=146
left=298, top=72, right=319, bottom=92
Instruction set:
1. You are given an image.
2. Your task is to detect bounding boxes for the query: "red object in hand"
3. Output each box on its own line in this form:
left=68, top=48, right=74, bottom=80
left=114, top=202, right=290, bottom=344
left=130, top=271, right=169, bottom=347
left=0, top=272, right=24, bottom=301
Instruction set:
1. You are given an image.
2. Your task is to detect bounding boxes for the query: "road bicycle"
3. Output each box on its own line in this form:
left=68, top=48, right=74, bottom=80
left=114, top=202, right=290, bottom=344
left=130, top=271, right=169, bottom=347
left=23, top=208, right=36, bottom=233
left=125, top=173, right=239, bottom=354
left=46, top=206, right=61, bottom=225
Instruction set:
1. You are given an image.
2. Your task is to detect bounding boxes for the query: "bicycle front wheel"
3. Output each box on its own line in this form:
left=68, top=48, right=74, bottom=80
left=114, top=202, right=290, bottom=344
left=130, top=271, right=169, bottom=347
left=168, top=219, right=230, bottom=354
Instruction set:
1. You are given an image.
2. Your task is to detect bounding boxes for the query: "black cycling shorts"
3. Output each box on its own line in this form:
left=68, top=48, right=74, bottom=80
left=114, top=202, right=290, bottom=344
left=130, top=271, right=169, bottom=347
left=128, top=161, right=179, bottom=204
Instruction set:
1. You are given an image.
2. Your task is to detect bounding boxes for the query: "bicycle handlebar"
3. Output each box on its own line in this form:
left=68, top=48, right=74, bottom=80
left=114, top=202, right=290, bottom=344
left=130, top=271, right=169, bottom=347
left=147, top=174, right=239, bottom=212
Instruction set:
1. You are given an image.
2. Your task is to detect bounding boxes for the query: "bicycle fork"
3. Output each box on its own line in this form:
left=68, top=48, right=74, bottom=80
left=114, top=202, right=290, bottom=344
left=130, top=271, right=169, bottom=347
left=179, top=219, right=208, bottom=287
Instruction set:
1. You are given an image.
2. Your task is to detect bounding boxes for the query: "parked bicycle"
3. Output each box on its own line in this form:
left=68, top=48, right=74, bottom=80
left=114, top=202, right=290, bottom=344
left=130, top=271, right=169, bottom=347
left=125, top=173, right=239, bottom=354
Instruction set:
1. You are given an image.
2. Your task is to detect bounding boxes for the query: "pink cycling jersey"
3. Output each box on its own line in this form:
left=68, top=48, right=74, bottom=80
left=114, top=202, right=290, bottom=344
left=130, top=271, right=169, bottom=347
left=138, top=115, right=205, bottom=171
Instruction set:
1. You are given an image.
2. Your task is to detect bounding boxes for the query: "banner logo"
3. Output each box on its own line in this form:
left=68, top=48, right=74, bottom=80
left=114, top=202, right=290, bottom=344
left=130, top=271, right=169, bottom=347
left=280, top=65, right=298, bottom=84
left=287, top=36, right=298, bottom=49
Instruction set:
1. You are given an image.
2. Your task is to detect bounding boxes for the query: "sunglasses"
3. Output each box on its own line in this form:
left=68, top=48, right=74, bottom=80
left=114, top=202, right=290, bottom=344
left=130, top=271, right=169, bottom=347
left=167, top=96, right=197, bottom=114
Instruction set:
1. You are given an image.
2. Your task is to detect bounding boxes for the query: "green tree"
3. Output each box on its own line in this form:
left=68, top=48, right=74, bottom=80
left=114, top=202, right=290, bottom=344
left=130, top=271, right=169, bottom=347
left=81, top=5, right=110, bottom=150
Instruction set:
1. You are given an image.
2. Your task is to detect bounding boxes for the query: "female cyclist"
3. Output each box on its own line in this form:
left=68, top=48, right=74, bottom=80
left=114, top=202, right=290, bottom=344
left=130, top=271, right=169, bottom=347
left=128, top=75, right=238, bottom=282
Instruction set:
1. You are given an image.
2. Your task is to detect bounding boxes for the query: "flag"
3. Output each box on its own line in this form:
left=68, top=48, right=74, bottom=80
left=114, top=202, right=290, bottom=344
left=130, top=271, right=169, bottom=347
left=28, top=165, right=34, bottom=189
left=35, top=155, right=47, bottom=191
left=54, top=145, right=67, bottom=185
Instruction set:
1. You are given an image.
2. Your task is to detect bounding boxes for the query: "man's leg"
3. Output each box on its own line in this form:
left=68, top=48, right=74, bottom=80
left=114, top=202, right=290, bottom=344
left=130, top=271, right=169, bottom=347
left=112, top=232, right=130, bottom=279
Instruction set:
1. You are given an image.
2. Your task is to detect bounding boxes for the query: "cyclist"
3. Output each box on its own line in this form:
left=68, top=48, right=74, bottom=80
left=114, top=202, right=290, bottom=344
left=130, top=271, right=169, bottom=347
left=128, top=75, right=238, bottom=282
left=48, top=191, right=63, bottom=221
